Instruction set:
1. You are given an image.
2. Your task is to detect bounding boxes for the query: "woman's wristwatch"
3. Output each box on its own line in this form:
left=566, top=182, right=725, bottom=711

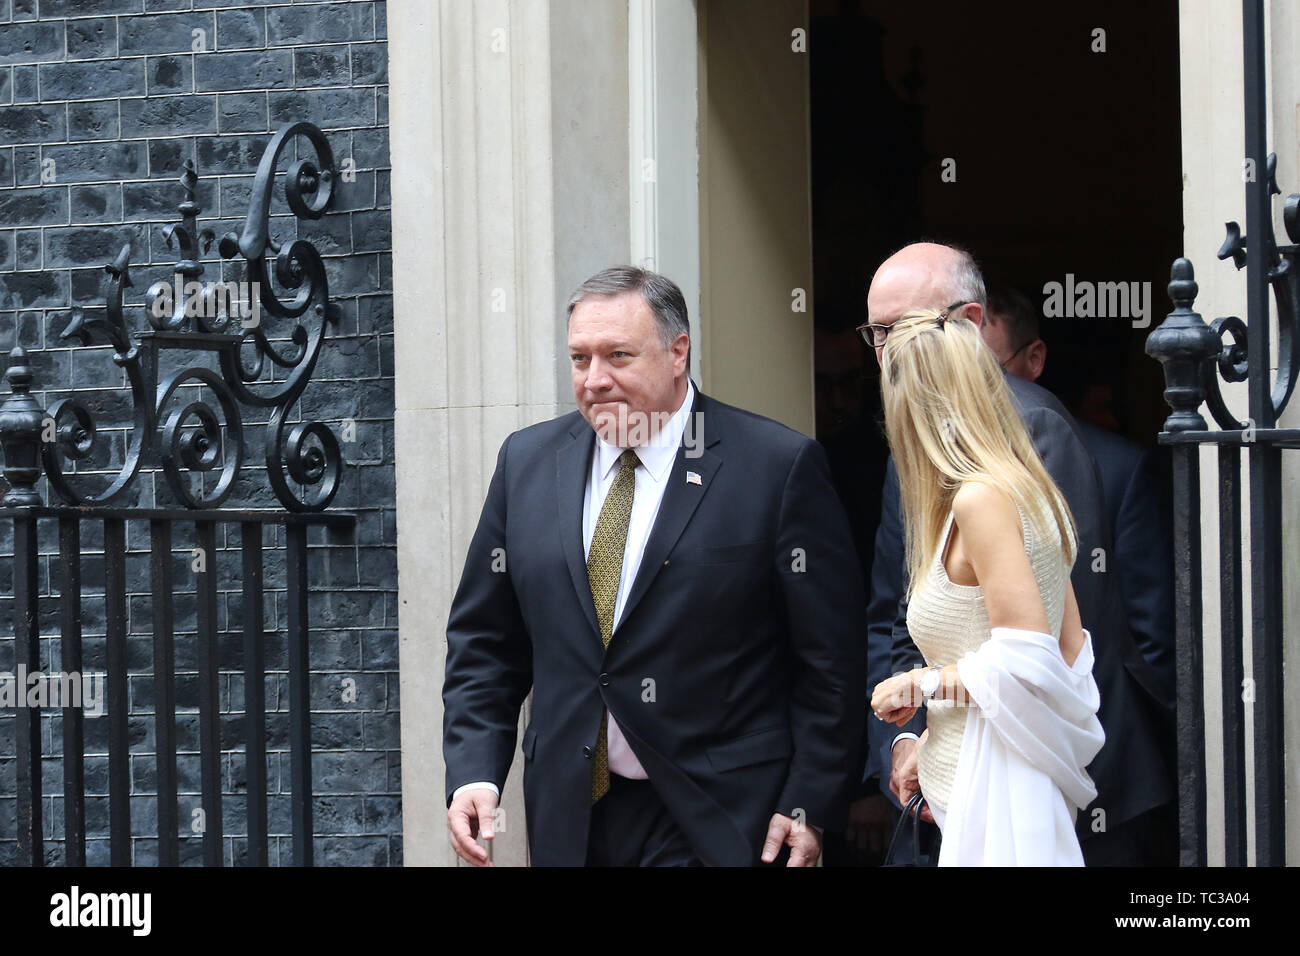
left=918, top=665, right=943, bottom=702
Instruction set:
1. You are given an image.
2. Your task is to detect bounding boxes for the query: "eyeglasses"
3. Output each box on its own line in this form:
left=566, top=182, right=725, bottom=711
left=857, top=301, right=969, bottom=348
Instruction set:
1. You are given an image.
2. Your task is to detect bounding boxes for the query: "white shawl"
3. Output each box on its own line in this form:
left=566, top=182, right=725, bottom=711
left=937, top=626, right=1106, bottom=866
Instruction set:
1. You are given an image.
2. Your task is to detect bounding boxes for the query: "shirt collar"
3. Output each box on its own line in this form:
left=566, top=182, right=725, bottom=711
left=594, top=379, right=695, bottom=485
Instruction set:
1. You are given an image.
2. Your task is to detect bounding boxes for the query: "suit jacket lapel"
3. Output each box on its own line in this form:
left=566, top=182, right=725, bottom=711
left=556, top=422, right=601, bottom=640
left=615, top=388, right=721, bottom=633
left=615, top=444, right=720, bottom=632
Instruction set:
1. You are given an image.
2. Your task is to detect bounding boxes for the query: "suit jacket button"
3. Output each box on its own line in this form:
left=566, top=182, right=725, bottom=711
left=599, top=673, right=611, bottom=686
left=582, top=745, right=593, bottom=758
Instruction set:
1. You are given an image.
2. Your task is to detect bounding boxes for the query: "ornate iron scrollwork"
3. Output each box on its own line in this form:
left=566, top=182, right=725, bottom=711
left=0, top=122, right=344, bottom=512
left=40, top=243, right=153, bottom=506
left=1197, top=151, right=1300, bottom=428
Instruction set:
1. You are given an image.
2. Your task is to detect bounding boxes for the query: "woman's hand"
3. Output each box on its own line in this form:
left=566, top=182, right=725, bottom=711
left=871, top=669, right=923, bottom=725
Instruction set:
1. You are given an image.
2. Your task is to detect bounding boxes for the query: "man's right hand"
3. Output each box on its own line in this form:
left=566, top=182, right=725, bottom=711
left=447, top=788, right=500, bottom=866
left=889, top=738, right=934, bottom=824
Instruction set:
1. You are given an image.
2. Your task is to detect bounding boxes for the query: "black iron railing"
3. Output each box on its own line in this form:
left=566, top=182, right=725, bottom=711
left=1146, top=0, right=1290, bottom=867
left=0, top=122, right=355, bottom=866
left=1, top=506, right=351, bottom=866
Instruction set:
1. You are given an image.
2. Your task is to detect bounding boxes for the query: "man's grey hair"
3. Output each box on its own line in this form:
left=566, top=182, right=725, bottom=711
left=942, top=245, right=988, bottom=311
left=566, top=266, right=690, bottom=354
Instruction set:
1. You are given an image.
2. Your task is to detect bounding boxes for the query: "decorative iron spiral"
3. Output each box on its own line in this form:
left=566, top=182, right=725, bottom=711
left=36, top=124, right=345, bottom=514
left=156, top=367, right=244, bottom=509
left=1202, top=316, right=1250, bottom=431
left=217, top=122, right=337, bottom=412
left=42, top=289, right=151, bottom=505
left=265, top=406, right=341, bottom=512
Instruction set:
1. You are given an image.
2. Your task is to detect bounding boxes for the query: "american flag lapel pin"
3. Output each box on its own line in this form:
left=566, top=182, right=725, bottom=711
left=686, top=471, right=702, bottom=485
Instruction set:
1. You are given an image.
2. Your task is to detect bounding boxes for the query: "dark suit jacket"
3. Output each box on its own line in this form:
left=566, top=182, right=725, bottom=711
left=443, top=384, right=868, bottom=866
left=1076, top=420, right=1176, bottom=710
left=863, top=462, right=907, bottom=790
left=865, top=372, right=1175, bottom=838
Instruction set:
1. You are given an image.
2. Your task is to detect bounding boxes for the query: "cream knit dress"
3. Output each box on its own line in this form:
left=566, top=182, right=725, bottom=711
left=907, top=490, right=1072, bottom=816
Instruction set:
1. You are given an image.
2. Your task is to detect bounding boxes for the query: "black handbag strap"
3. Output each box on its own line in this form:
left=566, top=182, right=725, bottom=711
left=883, top=792, right=927, bottom=865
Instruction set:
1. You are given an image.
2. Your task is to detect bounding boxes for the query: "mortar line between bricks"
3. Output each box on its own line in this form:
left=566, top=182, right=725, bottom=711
left=14, top=90, right=387, bottom=105
left=24, top=144, right=388, bottom=159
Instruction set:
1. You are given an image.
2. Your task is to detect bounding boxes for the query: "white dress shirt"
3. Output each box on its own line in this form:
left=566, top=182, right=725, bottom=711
left=451, top=381, right=695, bottom=801
left=583, top=379, right=695, bottom=778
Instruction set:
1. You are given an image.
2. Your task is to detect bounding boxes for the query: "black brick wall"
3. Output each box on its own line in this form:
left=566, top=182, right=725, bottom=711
left=0, top=0, right=397, bottom=866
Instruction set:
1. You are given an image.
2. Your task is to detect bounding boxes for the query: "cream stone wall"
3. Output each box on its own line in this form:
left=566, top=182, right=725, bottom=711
left=389, top=0, right=629, bottom=866
left=1179, top=0, right=1299, bottom=865
left=698, top=0, right=815, bottom=436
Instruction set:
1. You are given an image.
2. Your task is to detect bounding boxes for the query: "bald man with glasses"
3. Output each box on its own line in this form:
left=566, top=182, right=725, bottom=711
left=859, top=242, right=1176, bottom=866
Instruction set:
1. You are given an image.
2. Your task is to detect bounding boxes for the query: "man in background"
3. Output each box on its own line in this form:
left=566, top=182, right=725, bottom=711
left=982, top=285, right=1176, bottom=710
left=865, top=242, right=1177, bottom=866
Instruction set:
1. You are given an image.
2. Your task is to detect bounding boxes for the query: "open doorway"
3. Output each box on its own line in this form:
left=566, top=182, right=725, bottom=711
left=810, top=0, right=1183, bottom=586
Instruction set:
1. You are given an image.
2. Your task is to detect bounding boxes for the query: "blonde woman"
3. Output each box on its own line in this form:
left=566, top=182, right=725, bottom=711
left=869, top=306, right=1106, bottom=866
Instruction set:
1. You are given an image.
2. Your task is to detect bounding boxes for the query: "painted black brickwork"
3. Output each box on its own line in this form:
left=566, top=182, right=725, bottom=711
left=0, top=0, right=397, bottom=866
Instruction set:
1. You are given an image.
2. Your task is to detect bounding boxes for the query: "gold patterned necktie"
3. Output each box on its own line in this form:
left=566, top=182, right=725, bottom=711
left=587, top=448, right=640, bottom=803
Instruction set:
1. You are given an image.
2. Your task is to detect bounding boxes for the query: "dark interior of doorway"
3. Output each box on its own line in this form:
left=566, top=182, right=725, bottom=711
left=810, top=0, right=1183, bottom=584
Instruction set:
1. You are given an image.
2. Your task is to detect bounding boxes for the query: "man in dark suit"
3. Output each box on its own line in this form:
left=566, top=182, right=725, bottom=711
left=863, top=243, right=1177, bottom=865
left=1072, top=422, right=1177, bottom=710
left=983, top=285, right=1176, bottom=710
left=443, top=266, right=867, bottom=867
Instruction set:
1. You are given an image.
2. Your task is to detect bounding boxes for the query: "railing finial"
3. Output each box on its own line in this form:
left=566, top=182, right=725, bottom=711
left=1146, top=258, right=1220, bottom=433
left=1168, top=256, right=1199, bottom=309
left=0, top=346, right=48, bottom=506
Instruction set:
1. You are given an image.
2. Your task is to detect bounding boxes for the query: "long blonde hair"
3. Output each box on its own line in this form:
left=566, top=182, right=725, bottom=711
left=880, top=308, right=1077, bottom=598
